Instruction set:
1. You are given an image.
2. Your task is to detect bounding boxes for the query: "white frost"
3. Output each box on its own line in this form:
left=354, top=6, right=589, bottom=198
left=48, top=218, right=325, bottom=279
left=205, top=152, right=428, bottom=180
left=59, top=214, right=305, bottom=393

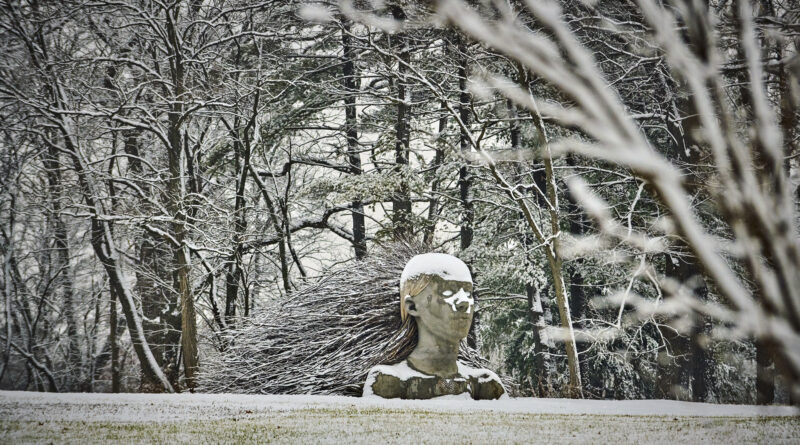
left=400, top=253, right=472, bottom=288
left=443, top=289, right=474, bottom=313
left=363, top=360, right=507, bottom=399
left=362, top=360, right=433, bottom=397
left=3, top=390, right=796, bottom=420
left=457, top=361, right=508, bottom=399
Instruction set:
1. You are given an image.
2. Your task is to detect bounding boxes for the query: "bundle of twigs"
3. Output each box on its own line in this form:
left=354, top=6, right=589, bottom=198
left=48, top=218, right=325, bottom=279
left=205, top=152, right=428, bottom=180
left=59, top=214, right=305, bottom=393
left=197, top=243, right=492, bottom=395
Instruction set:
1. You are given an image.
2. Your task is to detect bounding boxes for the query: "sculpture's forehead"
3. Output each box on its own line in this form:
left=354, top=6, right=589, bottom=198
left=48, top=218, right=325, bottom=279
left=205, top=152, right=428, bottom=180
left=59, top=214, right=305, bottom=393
left=400, top=253, right=472, bottom=287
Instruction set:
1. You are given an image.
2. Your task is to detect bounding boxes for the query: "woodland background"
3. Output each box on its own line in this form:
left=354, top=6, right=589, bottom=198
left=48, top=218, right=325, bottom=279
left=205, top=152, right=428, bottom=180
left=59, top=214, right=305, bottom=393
left=0, top=0, right=798, bottom=405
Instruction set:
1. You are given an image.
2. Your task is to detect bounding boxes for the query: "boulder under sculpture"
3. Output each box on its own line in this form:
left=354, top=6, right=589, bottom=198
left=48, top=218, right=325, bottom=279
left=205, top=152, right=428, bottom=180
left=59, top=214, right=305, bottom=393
left=363, top=253, right=506, bottom=400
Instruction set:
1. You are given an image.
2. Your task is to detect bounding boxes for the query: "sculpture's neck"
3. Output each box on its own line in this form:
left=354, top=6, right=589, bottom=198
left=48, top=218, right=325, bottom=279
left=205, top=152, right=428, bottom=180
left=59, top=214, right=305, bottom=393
left=407, top=333, right=460, bottom=378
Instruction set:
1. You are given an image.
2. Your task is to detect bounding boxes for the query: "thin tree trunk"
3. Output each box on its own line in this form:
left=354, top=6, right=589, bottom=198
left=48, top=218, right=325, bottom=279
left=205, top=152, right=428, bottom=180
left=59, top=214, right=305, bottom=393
left=757, top=339, right=776, bottom=404
left=546, top=241, right=582, bottom=397
left=424, top=102, right=448, bottom=246
left=457, top=37, right=474, bottom=251
left=565, top=155, right=590, bottom=395
left=659, top=252, right=697, bottom=401
left=0, top=214, right=13, bottom=384
left=660, top=63, right=716, bottom=402
left=166, top=11, right=197, bottom=391
left=110, top=285, right=120, bottom=393
left=456, top=36, right=478, bottom=348
left=224, top=117, right=248, bottom=328
left=510, top=97, right=548, bottom=395
left=249, top=166, right=292, bottom=293
left=43, top=145, right=81, bottom=389
left=522, top=70, right=583, bottom=397
left=69, top=146, right=173, bottom=392
left=527, top=283, right=547, bottom=396
left=342, top=20, right=367, bottom=259
left=391, top=5, right=412, bottom=240
left=689, top=263, right=713, bottom=402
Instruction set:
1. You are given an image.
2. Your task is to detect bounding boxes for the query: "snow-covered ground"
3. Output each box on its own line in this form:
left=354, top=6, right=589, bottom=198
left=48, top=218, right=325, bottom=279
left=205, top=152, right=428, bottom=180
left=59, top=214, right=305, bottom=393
left=1, top=390, right=798, bottom=444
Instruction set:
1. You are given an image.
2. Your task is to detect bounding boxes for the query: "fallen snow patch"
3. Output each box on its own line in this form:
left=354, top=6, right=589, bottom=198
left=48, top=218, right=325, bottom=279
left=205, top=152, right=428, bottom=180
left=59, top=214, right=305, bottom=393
left=1, top=390, right=797, bottom=423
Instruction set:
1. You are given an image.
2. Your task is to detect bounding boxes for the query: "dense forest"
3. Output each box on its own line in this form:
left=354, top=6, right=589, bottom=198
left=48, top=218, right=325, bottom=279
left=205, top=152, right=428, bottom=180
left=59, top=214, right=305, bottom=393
left=0, top=0, right=798, bottom=405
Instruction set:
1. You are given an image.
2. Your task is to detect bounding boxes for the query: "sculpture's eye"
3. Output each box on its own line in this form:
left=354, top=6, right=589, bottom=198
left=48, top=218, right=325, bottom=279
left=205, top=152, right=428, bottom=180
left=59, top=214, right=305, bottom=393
left=442, top=290, right=453, bottom=296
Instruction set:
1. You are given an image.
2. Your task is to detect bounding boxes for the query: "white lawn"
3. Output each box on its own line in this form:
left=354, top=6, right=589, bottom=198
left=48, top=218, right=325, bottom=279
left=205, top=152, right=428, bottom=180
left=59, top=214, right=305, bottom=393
left=1, top=390, right=797, bottom=444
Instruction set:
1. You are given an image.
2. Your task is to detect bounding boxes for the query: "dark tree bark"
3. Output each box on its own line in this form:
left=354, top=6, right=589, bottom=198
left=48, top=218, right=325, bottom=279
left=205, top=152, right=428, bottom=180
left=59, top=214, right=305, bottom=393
left=390, top=5, right=412, bottom=240
left=123, top=131, right=181, bottom=389
left=424, top=102, right=448, bottom=246
left=510, top=96, right=548, bottom=396
left=660, top=47, right=716, bottom=401
left=224, top=111, right=250, bottom=328
left=527, top=283, right=547, bottom=397
left=455, top=36, right=479, bottom=349
left=250, top=166, right=292, bottom=294
left=42, top=145, right=81, bottom=389
left=688, top=264, right=713, bottom=402
left=165, top=11, right=197, bottom=390
left=757, top=339, right=776, bottom=404
left=63, top=133, right=173, bottom=392
left=564, top=153, right=591, bottom=395
left=457, top=37, right=473, bottom=251
left=660, top=251, right=714, bottom=401
left=342, top=20, right=367, bottom=259
left=110, top=285, right=120, bottom=393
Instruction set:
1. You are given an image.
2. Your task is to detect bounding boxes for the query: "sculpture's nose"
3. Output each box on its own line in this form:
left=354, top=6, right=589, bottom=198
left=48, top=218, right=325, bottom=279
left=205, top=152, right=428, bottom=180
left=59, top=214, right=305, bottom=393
left=443, top=288, right=474, bottom=313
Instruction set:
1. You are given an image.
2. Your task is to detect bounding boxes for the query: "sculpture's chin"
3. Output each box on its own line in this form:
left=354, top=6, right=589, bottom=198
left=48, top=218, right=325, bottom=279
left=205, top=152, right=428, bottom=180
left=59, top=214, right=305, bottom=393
left=452, top=319, right=472, bottom=337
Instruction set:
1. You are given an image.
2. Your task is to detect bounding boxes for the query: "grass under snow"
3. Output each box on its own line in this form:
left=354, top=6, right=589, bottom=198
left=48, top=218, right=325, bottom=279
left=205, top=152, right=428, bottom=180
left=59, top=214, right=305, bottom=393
left=1, top=391, right=797, bottom=444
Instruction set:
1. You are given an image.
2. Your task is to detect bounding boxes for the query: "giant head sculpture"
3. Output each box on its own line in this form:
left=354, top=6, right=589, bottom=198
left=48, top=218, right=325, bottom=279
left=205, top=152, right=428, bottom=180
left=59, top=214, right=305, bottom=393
left=363, top=253, right=505, bottom=399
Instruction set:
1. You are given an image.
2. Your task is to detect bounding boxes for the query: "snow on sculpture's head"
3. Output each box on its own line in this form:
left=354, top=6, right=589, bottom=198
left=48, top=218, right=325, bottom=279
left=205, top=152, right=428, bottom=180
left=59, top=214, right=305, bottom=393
left=399, top=253, right=474, bottom=343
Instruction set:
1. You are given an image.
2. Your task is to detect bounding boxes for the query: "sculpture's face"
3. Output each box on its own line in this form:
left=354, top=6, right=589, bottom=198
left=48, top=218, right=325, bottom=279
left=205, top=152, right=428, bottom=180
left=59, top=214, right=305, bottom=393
left=408, top=276, right=474, bottom=343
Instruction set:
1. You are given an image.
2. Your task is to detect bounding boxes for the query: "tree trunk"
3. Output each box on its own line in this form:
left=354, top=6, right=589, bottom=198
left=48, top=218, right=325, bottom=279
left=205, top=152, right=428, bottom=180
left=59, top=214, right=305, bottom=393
left=166, top=12, right=198, bottom=391
left=457, top=38, right=473, bottom=252
left=424, top=102, right=448, bottom=246
left=689, top=266, right=713, bottom=402
left=138, top=234, right=181, bottom=387
left=391, top=6, right=412, bottom=240
left=456, top=37, right=479, bottom=349
left=0, top=194, right=16, bottom=384
left=110, top=285, right=120, bottom=393
left=565, top=155, right=590, bottom=395
left=527, top=283, right=548, bottom=396
left=511, top=98, right=548, bottom=395
left=342, top=20, right=367, bottom=259
left=43, top=145, right=81, bottom=389
left=224, top=116, right=249, bottom=328
left=250, top=165, right=292, bottom=294
left=527, top=84, right=582, bottom=398
left=662, top=69, right=716, bottom=402
left=656, top=315, right=691, bottom=400
left=122, top=131, right=181, bottom=388
left=67, top=143, right=173, bottom=392
left=756, top=340, right=775, bottom=404
left=659, top=252, right=702, bottom=401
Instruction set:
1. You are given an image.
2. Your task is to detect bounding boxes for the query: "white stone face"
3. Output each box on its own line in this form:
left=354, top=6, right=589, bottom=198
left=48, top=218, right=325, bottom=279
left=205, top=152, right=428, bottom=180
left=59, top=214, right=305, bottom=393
left=400, top=253, right=472, bottom=288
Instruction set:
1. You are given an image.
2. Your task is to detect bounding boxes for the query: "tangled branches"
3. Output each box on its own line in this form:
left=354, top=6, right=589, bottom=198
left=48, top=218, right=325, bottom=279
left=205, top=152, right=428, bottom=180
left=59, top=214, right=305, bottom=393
left=198, top=243, right=493, bottom=395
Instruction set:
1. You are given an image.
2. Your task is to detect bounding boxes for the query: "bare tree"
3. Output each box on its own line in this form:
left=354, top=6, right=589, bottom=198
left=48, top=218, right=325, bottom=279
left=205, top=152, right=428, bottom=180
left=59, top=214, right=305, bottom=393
left=438, top=0, right=800, bottom=399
